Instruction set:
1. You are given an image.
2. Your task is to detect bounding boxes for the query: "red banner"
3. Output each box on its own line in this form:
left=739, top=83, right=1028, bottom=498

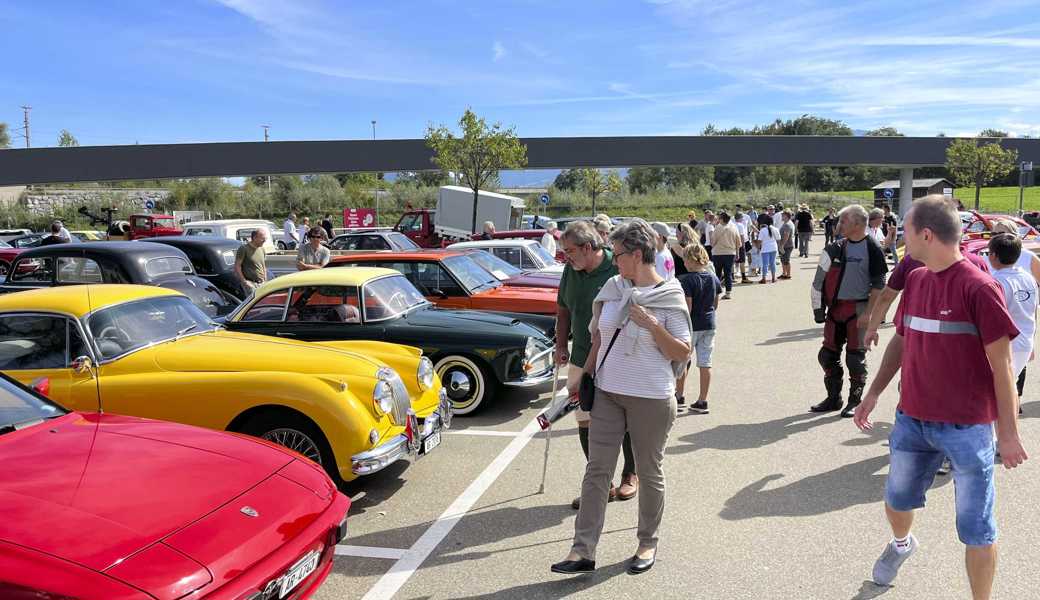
left=343, top=208, right=377, bottom=228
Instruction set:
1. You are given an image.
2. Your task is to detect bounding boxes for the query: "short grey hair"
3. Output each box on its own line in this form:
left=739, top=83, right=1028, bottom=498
left=650, top=221, right=672, bottom=240
left=609, top=218, right=657, bottom=264
left=560, top=220, right=600, bottom=249
left=545, top=220, right=558, bottom=231
left=593, top=217, right=611, bottom=233
left=868, top=208, right=884, bottom=221
left=483, top=220, right=495, bottom=232
left=838, top=204, right=868, bottom=227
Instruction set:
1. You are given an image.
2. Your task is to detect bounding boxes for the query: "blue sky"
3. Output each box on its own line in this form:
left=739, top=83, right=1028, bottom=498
left=2, top=0, right=1039, bottom=147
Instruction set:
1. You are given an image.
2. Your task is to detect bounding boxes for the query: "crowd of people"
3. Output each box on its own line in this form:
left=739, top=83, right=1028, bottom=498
left=549, top=198, right=1031, bottom=600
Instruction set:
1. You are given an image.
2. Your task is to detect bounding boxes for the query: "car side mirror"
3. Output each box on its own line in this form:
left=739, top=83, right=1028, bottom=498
left=431, top=288, right=449, bottom=299
left=71, top=355, right=94, bottom=374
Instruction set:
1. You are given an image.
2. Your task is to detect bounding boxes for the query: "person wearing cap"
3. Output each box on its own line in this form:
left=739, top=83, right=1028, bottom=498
left=541, top=221, right=559, bottom=256
left=593, top=217, right=612, bottom=244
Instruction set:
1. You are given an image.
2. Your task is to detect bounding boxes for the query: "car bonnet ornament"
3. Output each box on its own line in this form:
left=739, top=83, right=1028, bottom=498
left=240, top=505, right=259, bottom=518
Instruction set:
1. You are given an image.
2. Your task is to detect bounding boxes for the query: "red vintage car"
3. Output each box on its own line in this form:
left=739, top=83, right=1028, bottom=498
left=0, top=241, right=26, bottom=276
left=0, top=373, right=349, bottom=600
left=328, top=250, right=559, bottom=315
left=960, top=211, right=1040, bottom=242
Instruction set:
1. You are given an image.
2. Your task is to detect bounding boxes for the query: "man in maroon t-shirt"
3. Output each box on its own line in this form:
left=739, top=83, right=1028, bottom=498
left=864, top=252, right=991, bottom=349
left=853, top=196, right=1027, bottom=596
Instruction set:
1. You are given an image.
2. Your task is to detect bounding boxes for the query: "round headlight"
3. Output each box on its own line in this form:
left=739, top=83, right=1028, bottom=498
left=373, top=380, right=394, bottom=415
left=417, top=356, right=435, bottom=390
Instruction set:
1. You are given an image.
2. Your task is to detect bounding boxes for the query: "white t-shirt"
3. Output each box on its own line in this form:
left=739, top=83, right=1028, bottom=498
left=594, top=289, right=691, bottom=399
left=772, top=213, right=783, bottom=228
left=758, top=226, right=779, bottom=253
left=655, top=249, right=675, bottom=280
left=58, top=226, right=72, bottom=242
left=541, top=232, right=557, bottom=256
left=991, top=265, right=1037, bottom=367
left=868, top=226, right=885, bottom=246
left=734, top=221, right=749, bottom=243
left=1015, top=247, right=1038, bottom=274
left=283, top=219, right=298, bottom=245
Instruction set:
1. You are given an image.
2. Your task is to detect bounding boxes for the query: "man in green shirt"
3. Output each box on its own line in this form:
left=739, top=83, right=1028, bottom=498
left=235, top=228, right=268, bottom=291
left=556, top=221, right=637, bottom=508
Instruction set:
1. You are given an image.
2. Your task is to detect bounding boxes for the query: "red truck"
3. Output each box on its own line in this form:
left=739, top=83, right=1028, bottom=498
left=394, top=186, right=527, bottom=248
left=125, top=214, right=182, bottom=240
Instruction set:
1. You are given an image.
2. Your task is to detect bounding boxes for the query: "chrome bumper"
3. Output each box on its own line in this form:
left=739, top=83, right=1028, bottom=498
left=503, top=365, right=555, bottom=388
left=351, top=392, right=453, bottom=476
left=351, top=433, right=411, bottom=476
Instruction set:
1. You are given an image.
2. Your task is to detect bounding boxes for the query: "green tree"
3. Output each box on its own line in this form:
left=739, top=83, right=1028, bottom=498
left=946, top=138, right=1018, bottom=210
left=0, top=123, right=9, bottom=149
left=626, top=167, right=666, bottom=193
left=57, top=129, right=79, bottom=147
left=552, top=168, right=585, bottom=191
left=396, top=170, right=449, bottom=187
left=425, top=108, right=527, bottom=233
left=979, top=129, right=1009, bottom=138
left=335, top=172, right=382, bottom=188
left=865, top=127, right=903, bottom=137
left=662, top=166, right=715, bottom=189
left=580, top=169, right=623, bottom=214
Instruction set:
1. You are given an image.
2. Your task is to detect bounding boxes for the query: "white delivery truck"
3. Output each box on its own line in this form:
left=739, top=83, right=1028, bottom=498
left=395, top=185, right=526, bottom=247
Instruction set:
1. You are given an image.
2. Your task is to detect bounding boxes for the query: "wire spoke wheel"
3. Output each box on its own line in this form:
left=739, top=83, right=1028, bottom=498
left=262, top=427, right=323, bottom=464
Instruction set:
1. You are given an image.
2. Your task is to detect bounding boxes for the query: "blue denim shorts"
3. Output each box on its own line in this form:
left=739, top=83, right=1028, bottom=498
left=885, top=410, right=997, bottom=546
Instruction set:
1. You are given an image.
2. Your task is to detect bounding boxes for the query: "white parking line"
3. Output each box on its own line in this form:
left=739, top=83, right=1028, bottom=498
left=335, top=545, right=407, bottom=560
left=360, top=413, right=546, bottom=600
left=444, top=429, right=522, bottom=437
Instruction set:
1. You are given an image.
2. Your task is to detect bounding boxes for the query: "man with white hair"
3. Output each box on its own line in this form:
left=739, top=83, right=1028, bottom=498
left=810, top=204, right=888, bottom=417
left=541, top=221, right=558, bottom=256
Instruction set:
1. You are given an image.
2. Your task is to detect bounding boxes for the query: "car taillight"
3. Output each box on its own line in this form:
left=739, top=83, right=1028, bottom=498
left=30, top=377, right=50, bottom=397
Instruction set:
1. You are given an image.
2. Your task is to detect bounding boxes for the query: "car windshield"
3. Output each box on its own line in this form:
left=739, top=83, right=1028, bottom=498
left=363, top=275, right=429, bottom=320
left=145, top=256, right=193, bottom=278
left=527, top=243, right=557, bottom=268
left=443, top=255, right=502, bottom=292
left=388, top=232, right=420, bottom=250
left=467, top=250, right=522, bottom=280
left=87, top=296, right=217, bottom=360
left=0, top=240, right=11, bottom=249
left=0, top=375, right=65, bottom=431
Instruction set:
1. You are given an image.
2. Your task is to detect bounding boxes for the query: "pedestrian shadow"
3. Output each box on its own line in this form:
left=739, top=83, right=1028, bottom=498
left=718, top=454, right=952, bottom=520
left=332, top=502, right=595, bottom=578
left=757, top=327, right=823, bottom=346
left=450, top=560, right=631, bottom=599
left=851, top=580, right=892, bottom=599
left=1019, top=401, right=1038, bottom=418
left=667, top=412, right=836, bottom=455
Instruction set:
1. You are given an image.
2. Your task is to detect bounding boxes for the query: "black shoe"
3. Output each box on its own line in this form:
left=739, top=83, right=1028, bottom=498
left=627, top=554, right=656, bottom=575
left=810, top=399, right=842, bottom=413
left=936, top=457, right=951, bottom=475
left=689, top=400, right=709, bottom=414
left=676, top=395, right=685, bottom=406
left=552, top=558, right=595, bottom=575
left=572, top=485, right=616, bottom=509
left=840, top=400, right=860, bottom=418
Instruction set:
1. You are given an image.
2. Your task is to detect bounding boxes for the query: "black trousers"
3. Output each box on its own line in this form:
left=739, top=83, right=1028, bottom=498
left=712, top=254, right=735, bottom=292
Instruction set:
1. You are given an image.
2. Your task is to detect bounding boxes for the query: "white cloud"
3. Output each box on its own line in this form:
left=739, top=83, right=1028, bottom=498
left=493, top=41, right=507, bottom=62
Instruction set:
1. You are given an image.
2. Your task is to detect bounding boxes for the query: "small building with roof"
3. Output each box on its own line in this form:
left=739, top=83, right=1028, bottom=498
left=871, top=178, right=955, bottom=209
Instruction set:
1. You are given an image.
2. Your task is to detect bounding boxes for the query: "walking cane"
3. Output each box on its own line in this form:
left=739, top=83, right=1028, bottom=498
left=538, top=366, right=563, bottom=494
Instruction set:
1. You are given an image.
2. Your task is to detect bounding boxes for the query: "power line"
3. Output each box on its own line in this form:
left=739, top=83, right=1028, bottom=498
left=19, top=105, right=30, bottom=148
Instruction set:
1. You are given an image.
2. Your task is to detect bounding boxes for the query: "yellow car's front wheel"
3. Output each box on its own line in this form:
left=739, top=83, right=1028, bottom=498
left=241, top=411, right=339, bottom=482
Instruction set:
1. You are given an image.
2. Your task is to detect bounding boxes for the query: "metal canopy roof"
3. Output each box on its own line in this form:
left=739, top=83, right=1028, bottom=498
left=871, top=178, right=955, bottom=190
left=0, top=136, right=1037, bottom=186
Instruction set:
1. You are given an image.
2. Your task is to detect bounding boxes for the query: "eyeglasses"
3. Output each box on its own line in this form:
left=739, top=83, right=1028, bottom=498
left=611, top=249, right=635, bottom=263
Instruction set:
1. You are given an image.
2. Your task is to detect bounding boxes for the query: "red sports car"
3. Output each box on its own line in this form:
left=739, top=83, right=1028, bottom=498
left=0, top=373, right=349, bottom=600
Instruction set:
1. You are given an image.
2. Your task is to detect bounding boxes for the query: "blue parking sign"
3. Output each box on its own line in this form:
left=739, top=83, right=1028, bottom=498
left=539, top=193, right=550, bottom=206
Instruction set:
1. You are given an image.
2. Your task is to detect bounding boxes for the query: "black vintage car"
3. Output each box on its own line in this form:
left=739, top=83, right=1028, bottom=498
left=0, top=242, right=238, bottom=317
left=223, top=267, right=555, bottom=415
left=146, top=236, right=252, bottom=300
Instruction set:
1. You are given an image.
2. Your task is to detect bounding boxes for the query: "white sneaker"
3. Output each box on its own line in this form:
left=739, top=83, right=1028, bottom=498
left=872, top=534, right=917, bottom=586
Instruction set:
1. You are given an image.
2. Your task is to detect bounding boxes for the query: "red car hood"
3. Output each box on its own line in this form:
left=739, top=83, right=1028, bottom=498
left=504, top=271, right=561, bottom=289
left=0, top=412, right=293, bottom=572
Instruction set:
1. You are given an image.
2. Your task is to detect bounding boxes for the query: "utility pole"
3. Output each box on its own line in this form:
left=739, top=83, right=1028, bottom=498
left=1020, top=161, right=1033, bottom=216
left=371, top=120, right=376, bottom=140
left=20, top=106, right=31, bottom=148
left=261, top=125, right=271, bottom=192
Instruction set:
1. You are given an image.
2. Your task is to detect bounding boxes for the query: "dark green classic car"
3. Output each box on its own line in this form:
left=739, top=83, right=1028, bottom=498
left=224, top=267, right=555, bottom=414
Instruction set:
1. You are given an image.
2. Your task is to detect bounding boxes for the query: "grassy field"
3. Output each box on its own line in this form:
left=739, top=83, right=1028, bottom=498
left=835, top=186, right=1040, bottom=214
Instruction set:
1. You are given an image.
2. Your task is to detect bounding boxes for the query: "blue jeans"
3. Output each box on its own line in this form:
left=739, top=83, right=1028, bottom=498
left=885, top=410, right=997, bottom=546
left=760, top=251, right=777, bottom=278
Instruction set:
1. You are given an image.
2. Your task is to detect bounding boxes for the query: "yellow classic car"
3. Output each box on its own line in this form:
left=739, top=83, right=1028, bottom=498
left=0, top=284, right=451, bottom=483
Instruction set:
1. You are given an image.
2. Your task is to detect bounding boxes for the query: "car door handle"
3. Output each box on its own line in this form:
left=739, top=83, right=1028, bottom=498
left=275, top=331, right=297, bottom=337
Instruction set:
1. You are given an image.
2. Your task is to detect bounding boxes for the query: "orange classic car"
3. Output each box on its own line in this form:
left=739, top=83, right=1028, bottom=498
left=327, top=250, right=559, bottom=315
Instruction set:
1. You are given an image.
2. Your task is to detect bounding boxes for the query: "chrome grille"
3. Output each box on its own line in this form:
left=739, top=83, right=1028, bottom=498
left=384, top=369, right=411, bottom=425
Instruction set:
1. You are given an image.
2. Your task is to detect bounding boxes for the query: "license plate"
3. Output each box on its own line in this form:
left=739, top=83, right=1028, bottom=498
left=279, top=550, right=320, bottom=598
left=422, top=431, right=441, bottom=454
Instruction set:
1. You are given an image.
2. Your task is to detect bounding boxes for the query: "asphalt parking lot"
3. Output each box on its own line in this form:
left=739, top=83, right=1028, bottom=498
left=317, top=250, right=1040, bottom=600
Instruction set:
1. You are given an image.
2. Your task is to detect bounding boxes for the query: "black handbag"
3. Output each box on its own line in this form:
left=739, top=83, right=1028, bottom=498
left=578, top=326, right=624, bottom=411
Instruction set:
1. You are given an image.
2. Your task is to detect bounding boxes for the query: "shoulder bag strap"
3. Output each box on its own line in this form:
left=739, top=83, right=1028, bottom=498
left=595, top=326, right=624, bottom=374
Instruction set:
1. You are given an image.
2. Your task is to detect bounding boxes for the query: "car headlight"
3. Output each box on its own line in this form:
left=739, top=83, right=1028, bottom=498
left=417, top=356, right=435, bottom=391
left=373, top=380, right=394, bottom=415
left=523, top=337, right=550, bottom=373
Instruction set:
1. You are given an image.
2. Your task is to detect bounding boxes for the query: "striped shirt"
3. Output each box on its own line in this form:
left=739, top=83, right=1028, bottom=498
left=594, top=291, right=691, bottom=400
